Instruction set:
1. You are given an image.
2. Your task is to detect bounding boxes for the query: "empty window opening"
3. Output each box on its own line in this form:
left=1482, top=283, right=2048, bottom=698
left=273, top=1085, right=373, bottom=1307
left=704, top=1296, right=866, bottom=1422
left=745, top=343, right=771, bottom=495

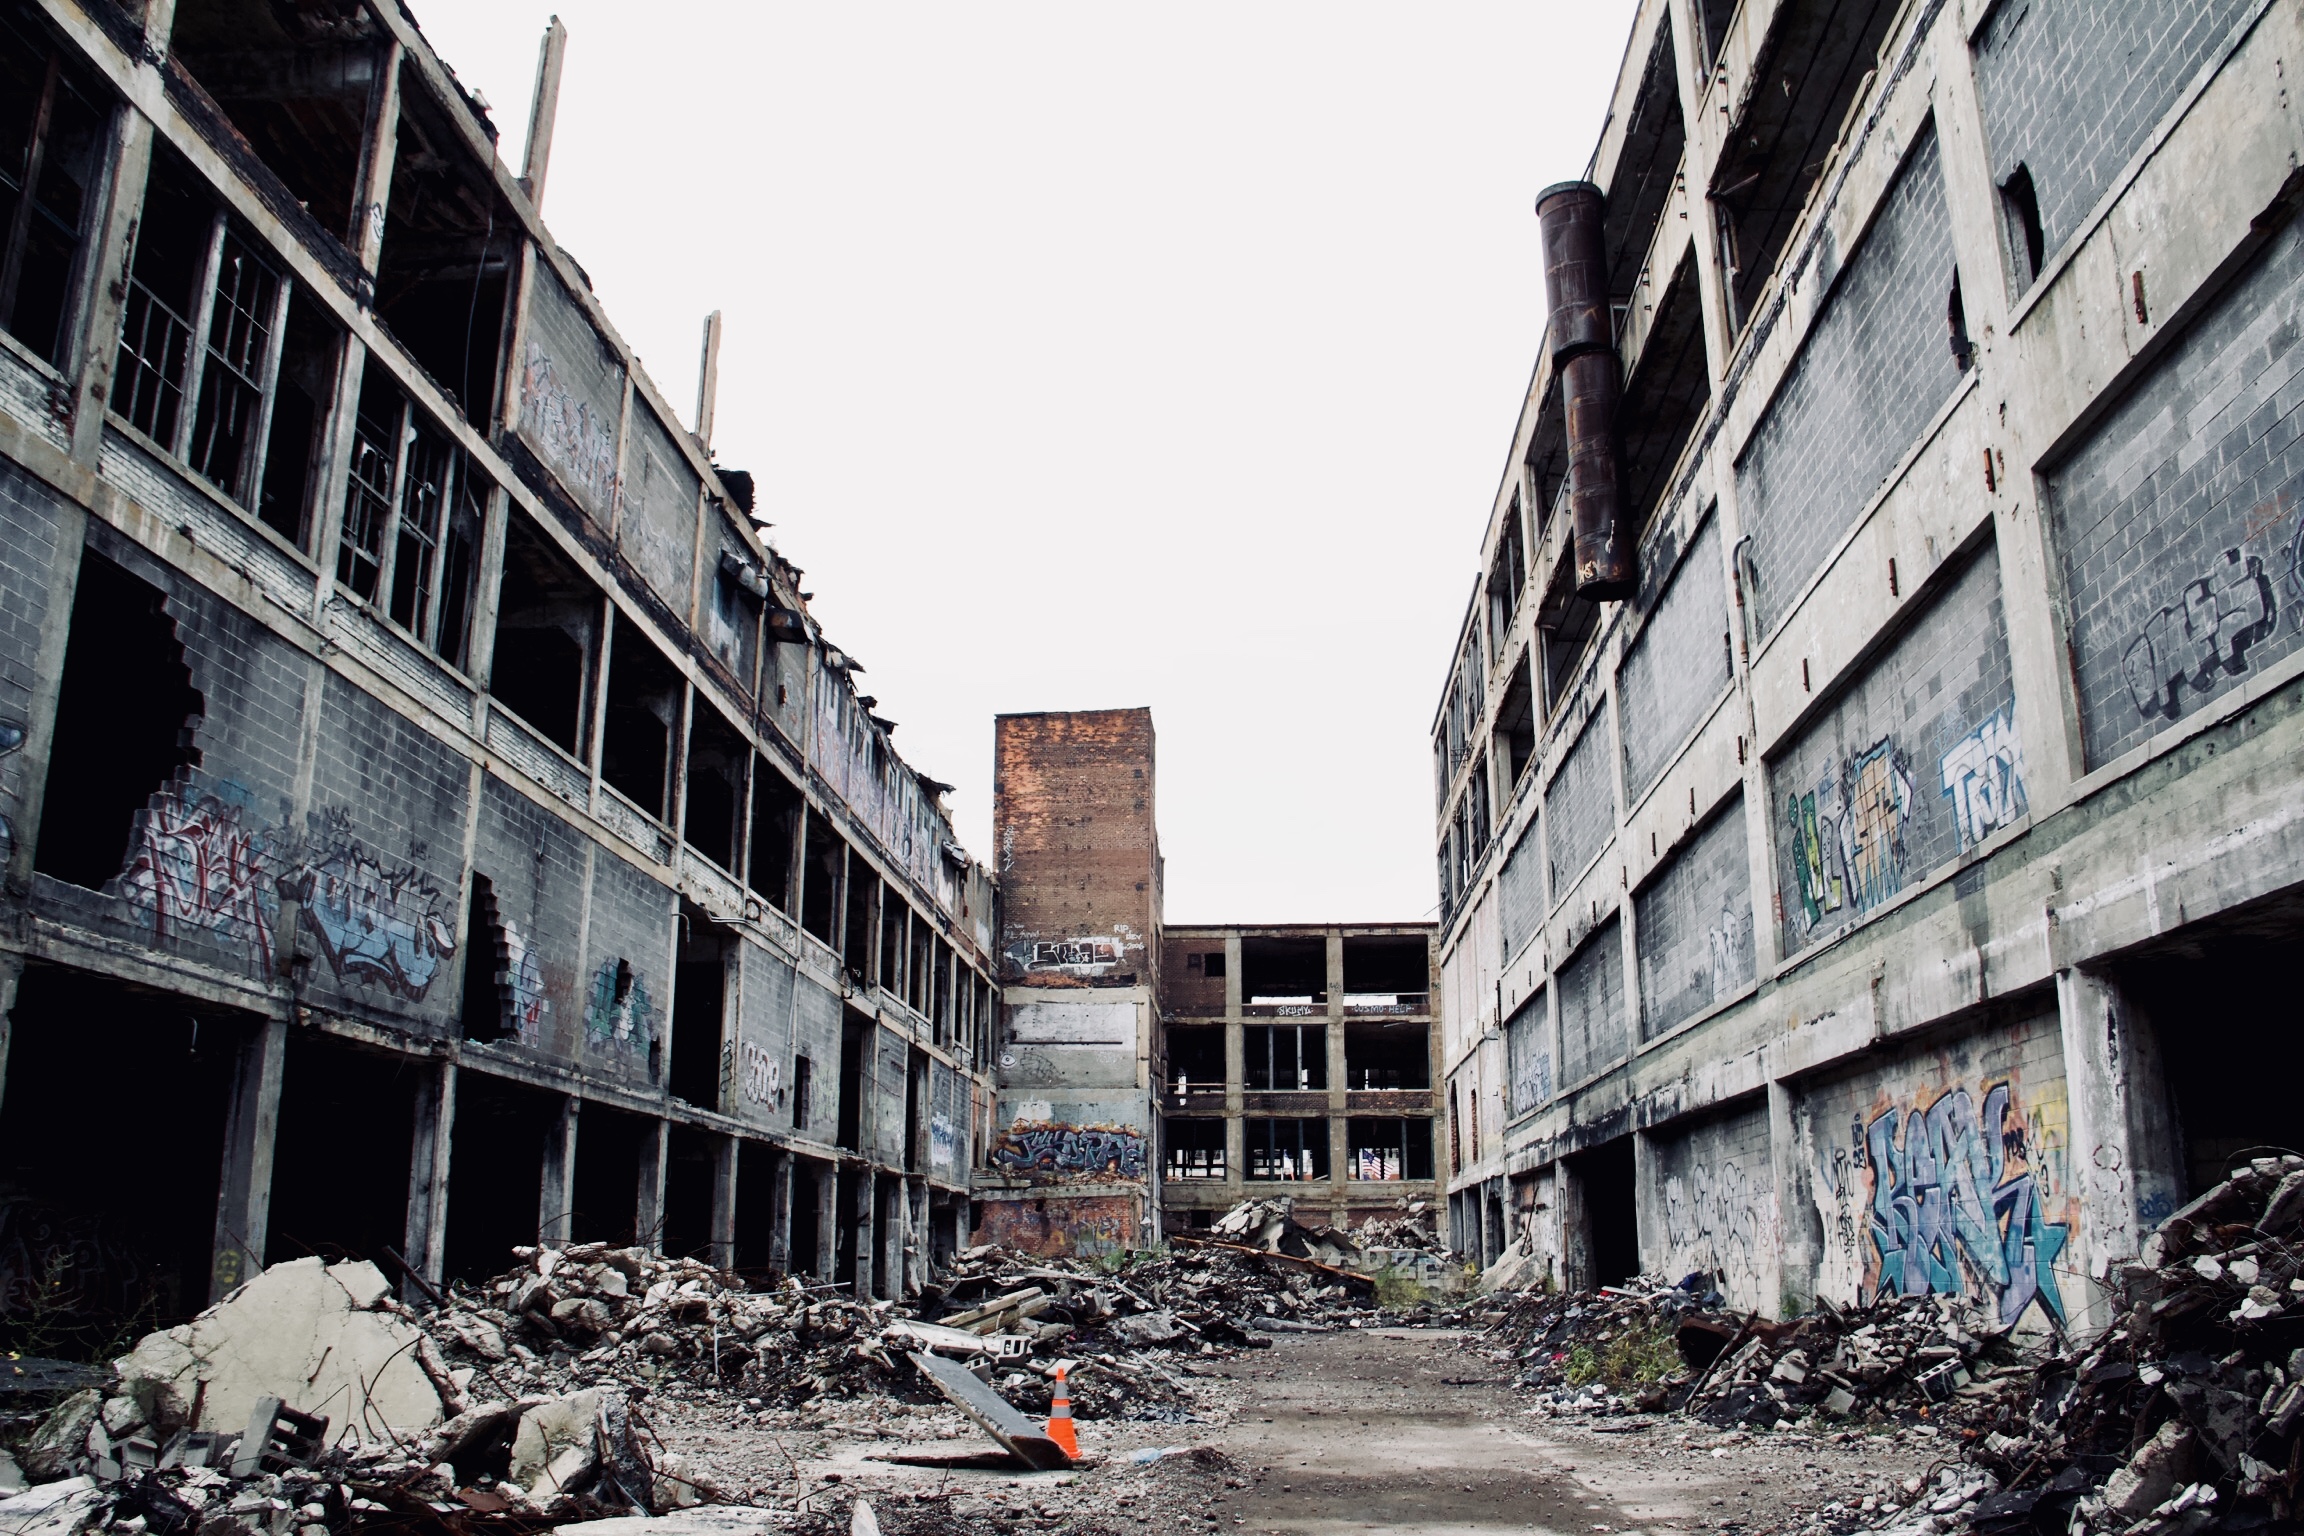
left=1344, top=1023, right=1431, bottom=1091
left=789, top=1159, right=823, bottom=1278
left=2001, top=163, right=2045, bottom=290
left=256, top=287, right=342, bottom=549
left=1948, top=269, right=1974, bottom=371
left=35, top=551, right=203, bottom=891
left=791, top=1056, right=814, bottom=1133
left=1245, top=1118, right=1329, bottom=1181
left=682, top=704, right=746, bottom=874
left=335, top=360, right=485, bottom=663
left=746, top=763, right=802, bottom=913
left=905, top=1049, right=928, bottom=1173
left=0, top=967, right=241, bottom=1347
left=1695, top=0, right=1736, bottom=68
left=166, top=2, right=377, bottom=249
left=1569, top=1138, right=1640, bottom=1288
left=1167, top=1027, right=1225, bottom=1096
left=661, top=1125, right=716, bottom=1260
left=706, top=540, right=764, bottom=693
left=1202, top=950, right=1226, bottom=978
left=799, top=810, right=842, bottom=945
left=1486, top=499, right=1527, bottom=662
left=1538, top=555, right=1602, bottom=714
left=1342, top=936, right=1429, bottom=1005
left=835, top=1016, right=867, bottom=1153
left=111, top=146, right=211, bottom=451
left=1494, top=659, right=1537, bottom=790
left=669, top=910, right=728, bottom=1112
left=1241, top=935, right=1326, bottom=1005
left=372, top=70, right=514, bottom=428
left=909, top=919, right=932, bottom=1017
left=843, top=864, right=878, bottom=983
left=1165, top=1117, right=1227, bottom=1180
left=443, top=1070, right=557, bottom=1281
left=833, top=1167, right=861, bottom=1284
left=266, top=1033, right=415, bottom=1267
left=458, top=874, right=521, bottom=1045
left=0, top=8, right=107, bottom=370
left=489, top=510, right=598, bottom=757
left=1245, top=1023, right=1326, bottom=1092
left=600, top=616, right=683, bottom=820
left=1347, top=1118, right=1433, bottom=1182
left=731, top=1140, right=778, bottom=1281
left=569, top=1102, right=649, bottom=1247
left=878, top=884, right=907, bottom=995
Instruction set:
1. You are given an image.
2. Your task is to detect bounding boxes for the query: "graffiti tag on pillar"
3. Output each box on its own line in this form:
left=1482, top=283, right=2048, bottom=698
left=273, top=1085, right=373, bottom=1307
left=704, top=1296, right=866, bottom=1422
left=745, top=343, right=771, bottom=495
left=119, top=775, right=280, bottom=977
left=989, top=1121, right=1146, bottom=1182
left=1662, top=1157, right=1771, bottom=1299
left=1940, top=707, right=2028, bottom=851
left=1860, top=1081, right=2070, bottom=1328
left=2121, top=546, right=2277, bottom=720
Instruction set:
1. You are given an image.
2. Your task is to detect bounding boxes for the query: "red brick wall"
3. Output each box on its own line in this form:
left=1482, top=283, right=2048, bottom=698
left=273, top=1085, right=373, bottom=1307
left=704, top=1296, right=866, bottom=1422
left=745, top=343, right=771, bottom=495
left=993, top=709, right=1159, bottom=986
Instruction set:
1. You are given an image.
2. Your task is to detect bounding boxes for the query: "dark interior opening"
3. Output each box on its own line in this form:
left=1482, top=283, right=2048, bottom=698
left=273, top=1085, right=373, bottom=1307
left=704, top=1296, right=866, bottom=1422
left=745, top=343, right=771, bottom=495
left=2001, top=163, right=2045, bottom=289
left=1485, top=499, right=1526, bottom=661
left=836, top=1015, right=867, bottom=1153
left=1696, top=0, right=1737, bottom=69
left=1241, top=935, right=1326, bottom=1002
left=791, top=1055, right=814, bottom=1134
left=1572, top=1137, right=1641, bottom=1287
left=1164, top=1116, right=1227, bottom=1180
left=732, top=1141, right=778, bottom=1279
left=1245, top=1023, right=1326, bottom=1091
left=166, top=1, right=383, bottom=250
left=669, top=911, right=727, bottom=1112
left=1493, top=658, right=1537, bottom=791
left=1165, top=1027, right=1225, bottom=1092
left=1244, top=1117, right=1329, bottom=1181
left=1947, top=269, right=1974, bottom=371
left=569, top=1103, right=646, bottom=1247
left=0, top=967, right=240, bottom=1350
left=489, top=511, right=597, bottom=758
left=1346, top=1117, right=1434, bottom=1182
left=1617, top=251, right=1709, bottom=535
left=458, top=874, right=517, bottom=1043
left=1598, top=22, right=1687, bottom=341
left=834, top=1167, right=860, bottom=1285
left=1342, top=936, right=1430, bottom=996
left=600, top=616, right=682, bottom=820
left=747, top=762, right=802, bottom=913
left=800, top=809, right=841, bottom=944
left=879, top=885, right=906, bottom=996
left=266, top=1032, right=415, bottom=1267
left=0, top=6, right=108, bottom=371
left=442, top=1069, right=555, bottom=1281
left=34, top=550, right=203, bottom=892
left=372, top=67, right=513, bottom=428
left=661, top=1125, right=715, bottom=1261
left=1344, top=1023, right=1431, bottom=1090
left=1538, top=554, right=1602, bottom=715
left=843, top=864, right=877, bottom=983
left=111, top=144, right=210, bottom=449
left=789, top=1159, right=822, bottom=1279
left=682, top=704, right=745, bottom=873
left=257, top=286, right=342, bottom=550
left=905, top=1049, right=928, bottom=1173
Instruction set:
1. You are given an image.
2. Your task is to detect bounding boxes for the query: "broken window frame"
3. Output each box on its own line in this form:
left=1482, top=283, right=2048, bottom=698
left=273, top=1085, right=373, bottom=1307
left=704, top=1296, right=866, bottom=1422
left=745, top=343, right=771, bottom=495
left=1163, top=1118, right=1227, bottom=1180
left=1485, top=497, right=1526, bottom=664
left=1244, top=1023, right=1326, bottom=1092
left=1346, top=1118, right=1432, bottom=1182
left=0, top=8, right=108, bottom=374
left=1244, top=1118, right=1329, bottom=1182
left=335, top=360, right=489, bottom=670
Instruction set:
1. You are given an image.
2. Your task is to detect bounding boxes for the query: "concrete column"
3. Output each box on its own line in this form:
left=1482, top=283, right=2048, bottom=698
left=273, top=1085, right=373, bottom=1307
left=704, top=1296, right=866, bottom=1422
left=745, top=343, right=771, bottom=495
left=815, top=1163, right=839, bottom=1282
left=402, top=1060, right=456, bottom=1298
left=905, top=1180, right=927, bottom=1293
left=767, top=1150, right=794, bottom=1272
left=539, top=1095, right=579, bottom=1246
left=2057, top=967, right=2174, bottom=1330
left=877, top=1176, right=901, bottom=1299
left=636, top=1117, right=669, bottom=1250
left=1766, top=1079, right=1805, bottom=1318
left=67, top=110, right=155, bottom=465
left=211, top=1017, right=289, bottom=1301
left=0, top=955, right=22, bottom=1113
left=1630, top=1130, right=1655, bottom=1277
left=851, top=1168, right=875, bottom=1300
left=708, top=1134, right=739, bottom=1270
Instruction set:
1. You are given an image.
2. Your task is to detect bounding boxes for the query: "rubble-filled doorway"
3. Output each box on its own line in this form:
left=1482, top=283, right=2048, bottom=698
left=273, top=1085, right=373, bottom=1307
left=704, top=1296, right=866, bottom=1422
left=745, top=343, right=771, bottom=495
left=266, top=1031, right=418, bottom=1266
left=790, top=1159, right=824, bottom=1280
left=443, top=1071, right=558, bottom=1280
left=670, top=908, right=729, bottom=1112
left=833, top=1167, right=861, bottom=1284
left=1569, top=1139, right=1639, bottom=1287
left=662, top=1124, right=716, bottom=1260
left=732, top=1140, right=779, bottom=1278
left=0, top=966, right=243, bottom=1342
left=571, top=1102, right=650, bottom=1246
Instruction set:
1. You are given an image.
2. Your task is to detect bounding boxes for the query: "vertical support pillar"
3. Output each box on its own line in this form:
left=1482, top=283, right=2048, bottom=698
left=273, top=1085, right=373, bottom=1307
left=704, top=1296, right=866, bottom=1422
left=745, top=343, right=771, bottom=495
left=211, top=1017, right=288, bottom=1301
left=767, top=1149, right=794, bottom=1273
left=815, top=1163, right=838, bottom=1282
left=2058, top=966, right=2163, bottom=1332
left=349, top=40, right=405, bottom=272
left=519, top=17, right=569, bottom=209
left=636, top=1117, right=669, bottom=1250
left=1630, top=1130, right=1654, bottom=1280
left=877, top=1176, right=901, bottom=1299
left=0, top=954, right=23, bottom=1116
left=539, top=1095, right=579, bottom=1246
left=402, top=1060, right=456, bottom=1299
left=1767, top=1078, right=1805, bottom=1318
left=708, top=1134, right=739, bottom=1270
left=68, top=109, right=154, bottom=465
left=850, top=1167, right=875, bottom=1301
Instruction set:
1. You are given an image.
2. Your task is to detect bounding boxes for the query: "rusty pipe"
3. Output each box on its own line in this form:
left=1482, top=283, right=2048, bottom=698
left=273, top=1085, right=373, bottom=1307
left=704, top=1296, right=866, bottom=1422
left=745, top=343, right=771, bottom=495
left=1537, top=179, right=1635, bottom=601
left=1537, top=181, right=1611, bottom=367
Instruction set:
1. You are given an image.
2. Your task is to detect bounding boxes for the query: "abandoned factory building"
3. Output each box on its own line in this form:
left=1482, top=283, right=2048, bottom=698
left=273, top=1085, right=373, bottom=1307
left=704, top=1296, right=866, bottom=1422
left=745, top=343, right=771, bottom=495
left=0, top=0, right=1011, bottom=1327
left=976, top=710, right=1442, bottom=1257
left=1435, top=0, right=2304, bottom=1327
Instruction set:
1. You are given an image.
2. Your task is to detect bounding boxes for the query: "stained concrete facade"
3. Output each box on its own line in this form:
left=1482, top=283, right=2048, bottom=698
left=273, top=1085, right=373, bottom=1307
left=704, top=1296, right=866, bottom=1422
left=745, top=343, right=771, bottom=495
left=0, top=0, right=998, bottom=1329
left=1435, top=0, right=2304, bottom=1326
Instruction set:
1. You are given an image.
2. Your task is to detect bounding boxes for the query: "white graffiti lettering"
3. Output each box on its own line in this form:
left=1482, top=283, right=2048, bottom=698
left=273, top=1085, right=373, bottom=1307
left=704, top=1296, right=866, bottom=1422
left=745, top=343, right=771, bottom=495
left=1940, top=706, right=2028, bottom=851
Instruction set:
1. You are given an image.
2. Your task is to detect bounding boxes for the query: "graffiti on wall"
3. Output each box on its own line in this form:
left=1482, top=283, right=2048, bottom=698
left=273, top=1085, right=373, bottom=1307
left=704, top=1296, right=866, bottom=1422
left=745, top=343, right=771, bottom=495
left=990, top=1121, right=1146, bottom=1182
left=1815, top=1078, right=2073, bottom=1329
left=1787, top=738, right=1914, bottom=929
left=2122, top=545, right=2278, bottom=721
left=0, top=718, right=24, bottom=863
left=585, top=959, right=655, bottom=1053
left=973, top=1194, right=1137, bottom=1258
left=1003, top=930, right=1138, bottom=978
left=931, top=1113, right=959, bottom=1169
left=740, top=1043, right=780, bottom=1106
left=119, top=776, right=280, bottom=975
left=495, top=919, right=551, bottom=1040
left=519, top=344, right=620, bottom=514
left=1662, top=1158, right=1773, bottom=1300
left=1940, top=706, right=2028, bottom=851
left=289, top=816, right=457, bottom=1000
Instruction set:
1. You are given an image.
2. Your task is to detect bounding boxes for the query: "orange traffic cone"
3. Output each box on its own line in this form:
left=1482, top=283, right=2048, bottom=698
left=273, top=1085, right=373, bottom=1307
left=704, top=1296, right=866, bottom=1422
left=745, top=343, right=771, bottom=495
left=1044, top=1364, right=1080, bottom=1458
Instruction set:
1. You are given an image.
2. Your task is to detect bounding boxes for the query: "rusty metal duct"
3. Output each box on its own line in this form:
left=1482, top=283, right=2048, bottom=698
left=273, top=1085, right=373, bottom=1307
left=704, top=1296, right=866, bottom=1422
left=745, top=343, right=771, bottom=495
left=1537, top=180, right=1636, bottom=600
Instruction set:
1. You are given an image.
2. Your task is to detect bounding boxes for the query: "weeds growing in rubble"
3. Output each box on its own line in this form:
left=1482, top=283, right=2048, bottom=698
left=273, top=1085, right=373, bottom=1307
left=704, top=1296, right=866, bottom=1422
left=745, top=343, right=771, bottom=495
left=1562, top=1318, right=1682, bottom=1392
left=1371, top=1267, right=1428, bottom=1309
left=1085, top=1243, right=1170, bottom=1276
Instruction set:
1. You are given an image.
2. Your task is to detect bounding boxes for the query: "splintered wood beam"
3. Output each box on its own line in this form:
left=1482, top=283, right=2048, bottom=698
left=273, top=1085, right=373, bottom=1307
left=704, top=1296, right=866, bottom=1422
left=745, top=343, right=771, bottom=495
left=520, top=16, right=569, bottom=211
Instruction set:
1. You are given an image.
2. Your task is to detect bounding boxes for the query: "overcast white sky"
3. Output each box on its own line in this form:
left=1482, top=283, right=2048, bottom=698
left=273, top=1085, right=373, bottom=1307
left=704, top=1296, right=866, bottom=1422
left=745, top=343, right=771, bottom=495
left=413, top=2, right=1639, bottom=925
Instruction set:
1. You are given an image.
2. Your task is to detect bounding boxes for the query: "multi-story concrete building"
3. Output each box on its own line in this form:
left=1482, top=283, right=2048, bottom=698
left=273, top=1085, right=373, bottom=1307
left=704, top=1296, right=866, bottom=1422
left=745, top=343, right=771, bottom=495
left=1434, top=0, right=2303, bottom=1328
left=979, top=709, right=1443, bottom=1254
left=0, top=0, right=1000, bottom=1330
left=1157, top=922, right=1439, bottom=1233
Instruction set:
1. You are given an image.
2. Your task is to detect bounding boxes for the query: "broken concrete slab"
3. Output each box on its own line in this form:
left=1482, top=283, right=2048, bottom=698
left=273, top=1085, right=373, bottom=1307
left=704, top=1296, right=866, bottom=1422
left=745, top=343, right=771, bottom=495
left=906, top=1351, right=1073, bottom=1471
left=116, top=1257, right=445, bottom=1443
left=508, top=1388, right=602, bottom=1495
left=0, top=1476, right=105, bottom=1536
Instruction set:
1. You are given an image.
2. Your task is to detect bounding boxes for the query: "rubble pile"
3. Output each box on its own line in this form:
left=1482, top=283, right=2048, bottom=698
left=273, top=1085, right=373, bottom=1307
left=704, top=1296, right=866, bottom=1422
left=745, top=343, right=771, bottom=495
left=1955, top=1155, right=2304, bottom=1536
